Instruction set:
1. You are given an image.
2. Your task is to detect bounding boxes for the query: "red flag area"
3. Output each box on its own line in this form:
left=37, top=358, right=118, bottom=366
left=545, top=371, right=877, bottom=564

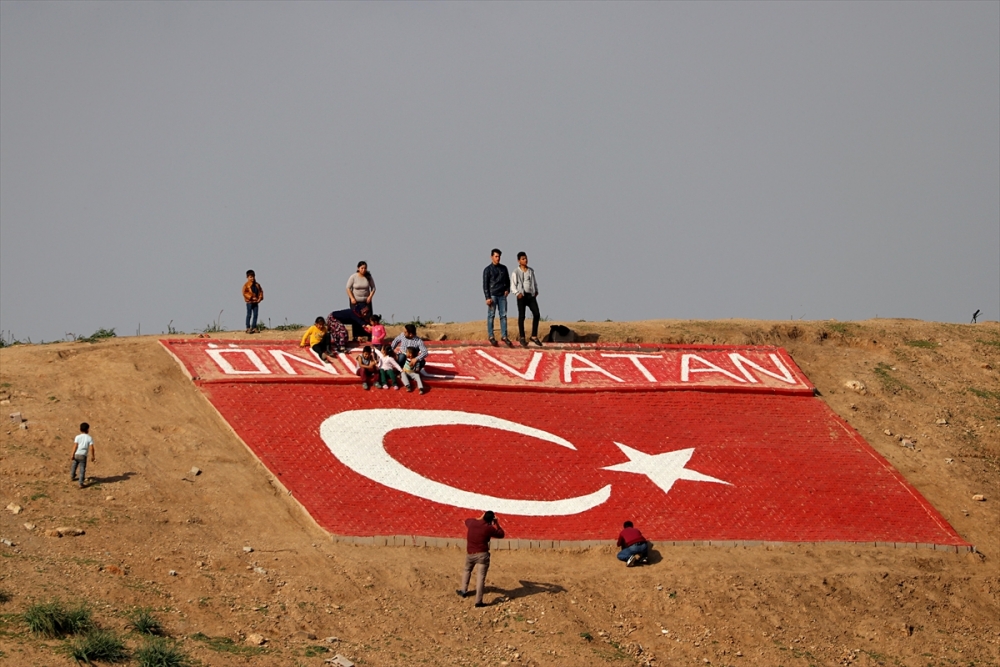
left=194, top=376, right=967, bottom=547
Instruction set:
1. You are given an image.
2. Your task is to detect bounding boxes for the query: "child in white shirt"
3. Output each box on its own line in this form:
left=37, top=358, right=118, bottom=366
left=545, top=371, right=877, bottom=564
left=377, top=344, right=402, bottom=389
left=71, top=422, right=96, bottom=488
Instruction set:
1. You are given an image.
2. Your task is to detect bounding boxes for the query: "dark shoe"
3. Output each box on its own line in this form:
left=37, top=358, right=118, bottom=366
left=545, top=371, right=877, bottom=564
left=530, top=337, right=543, bottom=347
left=406, top=386, right=414, bottom=393
left=419, top=388, right=427, bottom=395
left=456, top=590, right=467, bottom=598
left=626, top=554, right=639, bottom=567
left=518, top=338, right=528, bottom=347
left=502, top=337, right=513, bottom=347
left=474, top=602, right=486, bottom=608
left=489, top=338, right=498, bottom=347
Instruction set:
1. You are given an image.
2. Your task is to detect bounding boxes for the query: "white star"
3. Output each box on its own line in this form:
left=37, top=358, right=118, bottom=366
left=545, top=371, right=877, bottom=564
left=602, top=442, right=731, bottom=495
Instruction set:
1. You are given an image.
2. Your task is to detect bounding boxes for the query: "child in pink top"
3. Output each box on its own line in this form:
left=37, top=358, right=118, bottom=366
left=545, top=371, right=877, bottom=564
left=367, top=314, right=386, bottom=346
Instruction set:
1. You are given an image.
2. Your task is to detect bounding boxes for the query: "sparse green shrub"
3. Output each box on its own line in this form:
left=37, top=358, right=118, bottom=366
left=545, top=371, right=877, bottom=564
left=904, top=339, right=939, bottom=349
left=23, top=599, right=92, bottom=637
left=77, top=328, right=117, bottom=343
left=873, top=363, right=910, bottom=393
left=968, top=387, right=1000, bottom=401
left=202, top=311, right=225, bottom=333
left=190, top=632, right=264, bottom=655
left=135, top=637, right=193, bottom=667
left=126, top=607, right=163, bottom=636
left=0, top=331, right=25, bottom=347
left=65, top=630, right=129, bottom=663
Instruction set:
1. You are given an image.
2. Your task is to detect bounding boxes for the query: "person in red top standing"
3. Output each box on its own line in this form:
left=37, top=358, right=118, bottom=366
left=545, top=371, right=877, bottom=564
left=616, top=521, right=649, bottom=567
left=457, top=511, right=505, bottom=607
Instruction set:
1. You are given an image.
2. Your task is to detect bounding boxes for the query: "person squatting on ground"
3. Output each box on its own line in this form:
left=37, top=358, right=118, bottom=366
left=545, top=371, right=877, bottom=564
left=346, top=261, right=376, bottom=339
left=242, top=270, right=264, bottom=333
left=355, top=345, right=379, bottom=390
left=377, top=344, right=402, bottom=389
left=483, top=248, right=512, bottom=347
left=616, top=521, right=650, bottom=567
left=325, top=313, right=350, bottom=353
left=400, top=346, right=426, bottom=394
left=71, top=422, right=96, bottom=489
left=300, top=317, right=335, bottom=363
left=457, top=511, right=505, bottom=607
left=511, top=251, right=542, bottom=347
left=391, top=324, right=428, bottom=368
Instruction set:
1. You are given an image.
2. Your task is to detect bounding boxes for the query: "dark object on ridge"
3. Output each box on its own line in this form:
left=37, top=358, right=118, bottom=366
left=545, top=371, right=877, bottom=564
left=547, top=324, right=576, bottom=343
left=972, top=309, right=980, bottom=324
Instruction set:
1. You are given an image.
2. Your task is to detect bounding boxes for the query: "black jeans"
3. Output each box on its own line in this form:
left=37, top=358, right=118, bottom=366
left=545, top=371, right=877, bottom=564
left=311, top=333, right=332, bottom=358
left=516, top=294, right=540, bottom=339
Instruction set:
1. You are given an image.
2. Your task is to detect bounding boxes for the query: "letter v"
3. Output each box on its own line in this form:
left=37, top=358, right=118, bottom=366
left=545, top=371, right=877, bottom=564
left=474, top=350, right=543, bottom=381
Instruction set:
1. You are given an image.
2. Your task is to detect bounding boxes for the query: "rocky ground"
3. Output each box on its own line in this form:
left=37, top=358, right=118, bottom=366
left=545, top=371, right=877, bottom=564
left=1, top=318, right=998, bottom=666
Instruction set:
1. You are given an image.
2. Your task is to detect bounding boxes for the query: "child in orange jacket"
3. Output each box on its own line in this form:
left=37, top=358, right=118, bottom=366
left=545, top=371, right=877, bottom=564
left=242, top=270, right=264, bottom=333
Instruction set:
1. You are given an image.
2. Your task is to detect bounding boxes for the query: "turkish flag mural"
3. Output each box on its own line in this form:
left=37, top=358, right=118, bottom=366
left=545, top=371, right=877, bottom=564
left=166, top=340, right=967, bottom=547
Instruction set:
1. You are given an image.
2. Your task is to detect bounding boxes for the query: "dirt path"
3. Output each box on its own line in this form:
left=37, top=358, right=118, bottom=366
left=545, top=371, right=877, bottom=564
left=1, top=318, right=997, bottom=666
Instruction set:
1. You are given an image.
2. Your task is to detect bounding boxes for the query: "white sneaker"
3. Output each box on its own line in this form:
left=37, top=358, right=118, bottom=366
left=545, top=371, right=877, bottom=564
left=626, top=554, right=639, bottom=567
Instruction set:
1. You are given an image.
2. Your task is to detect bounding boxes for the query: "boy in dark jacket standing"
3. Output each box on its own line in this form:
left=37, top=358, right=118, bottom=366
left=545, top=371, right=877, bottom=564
left=482, top=249, right=511, bottom=346
left=242, top=270, right=264, bottom=333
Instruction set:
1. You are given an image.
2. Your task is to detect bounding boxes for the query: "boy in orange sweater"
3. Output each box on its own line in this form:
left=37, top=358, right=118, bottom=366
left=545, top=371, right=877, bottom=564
left=242, top=270, right=264, bottom=333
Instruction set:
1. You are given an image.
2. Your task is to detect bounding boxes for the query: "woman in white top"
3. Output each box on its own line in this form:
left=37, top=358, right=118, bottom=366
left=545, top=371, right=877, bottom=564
left=345, top=261, right=376, bottom=339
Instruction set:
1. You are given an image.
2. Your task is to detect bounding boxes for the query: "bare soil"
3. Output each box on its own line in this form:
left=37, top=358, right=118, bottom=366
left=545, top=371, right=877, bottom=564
left=1, top=318, right=998, bottom=666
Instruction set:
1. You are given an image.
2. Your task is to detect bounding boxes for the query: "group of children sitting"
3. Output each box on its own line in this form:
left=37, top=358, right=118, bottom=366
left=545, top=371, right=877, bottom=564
left=299, top=316, right=427, bottom=394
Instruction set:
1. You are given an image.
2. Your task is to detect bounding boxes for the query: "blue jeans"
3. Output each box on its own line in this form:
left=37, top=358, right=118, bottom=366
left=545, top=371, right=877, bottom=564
left=245, top=303, right=259, bottom=330
left=486, top=295, right=508, bottom=340
left=616, top=542, right=649, bottom=562
left=71, top=455, right=87, bottom=487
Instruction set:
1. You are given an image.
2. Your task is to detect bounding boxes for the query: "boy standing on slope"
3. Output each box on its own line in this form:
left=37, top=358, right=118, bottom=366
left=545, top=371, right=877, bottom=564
left=70, top=422, right=96, bottom=489
left=242, top=270, right=264, bottom=333
left=511, top=251, right=542, bottom=347
left=457, top=511, right=505, bottom=607
left=483, top=248, right=511, bottom=347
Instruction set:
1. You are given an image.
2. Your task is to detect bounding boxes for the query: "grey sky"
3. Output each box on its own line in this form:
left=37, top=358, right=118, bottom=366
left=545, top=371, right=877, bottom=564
left=2, top=1, right=997, bottom=342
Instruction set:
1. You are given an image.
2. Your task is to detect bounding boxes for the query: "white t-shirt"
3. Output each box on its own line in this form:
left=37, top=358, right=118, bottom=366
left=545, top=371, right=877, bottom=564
left=74, top=433, right=93, bottom=457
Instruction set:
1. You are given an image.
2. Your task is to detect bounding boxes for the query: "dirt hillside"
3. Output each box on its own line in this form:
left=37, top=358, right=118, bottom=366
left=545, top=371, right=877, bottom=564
left=1, top=318, right=998, bottom=666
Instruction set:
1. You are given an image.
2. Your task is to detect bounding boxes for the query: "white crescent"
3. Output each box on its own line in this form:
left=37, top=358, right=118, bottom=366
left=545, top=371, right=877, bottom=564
left=319, top=409, right=611, bottom=516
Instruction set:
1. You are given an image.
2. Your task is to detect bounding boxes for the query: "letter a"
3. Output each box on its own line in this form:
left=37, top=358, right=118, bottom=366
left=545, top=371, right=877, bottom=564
left=563, top=354, right=624, bottom=383
left=680, top=354, right=746, bottom=383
